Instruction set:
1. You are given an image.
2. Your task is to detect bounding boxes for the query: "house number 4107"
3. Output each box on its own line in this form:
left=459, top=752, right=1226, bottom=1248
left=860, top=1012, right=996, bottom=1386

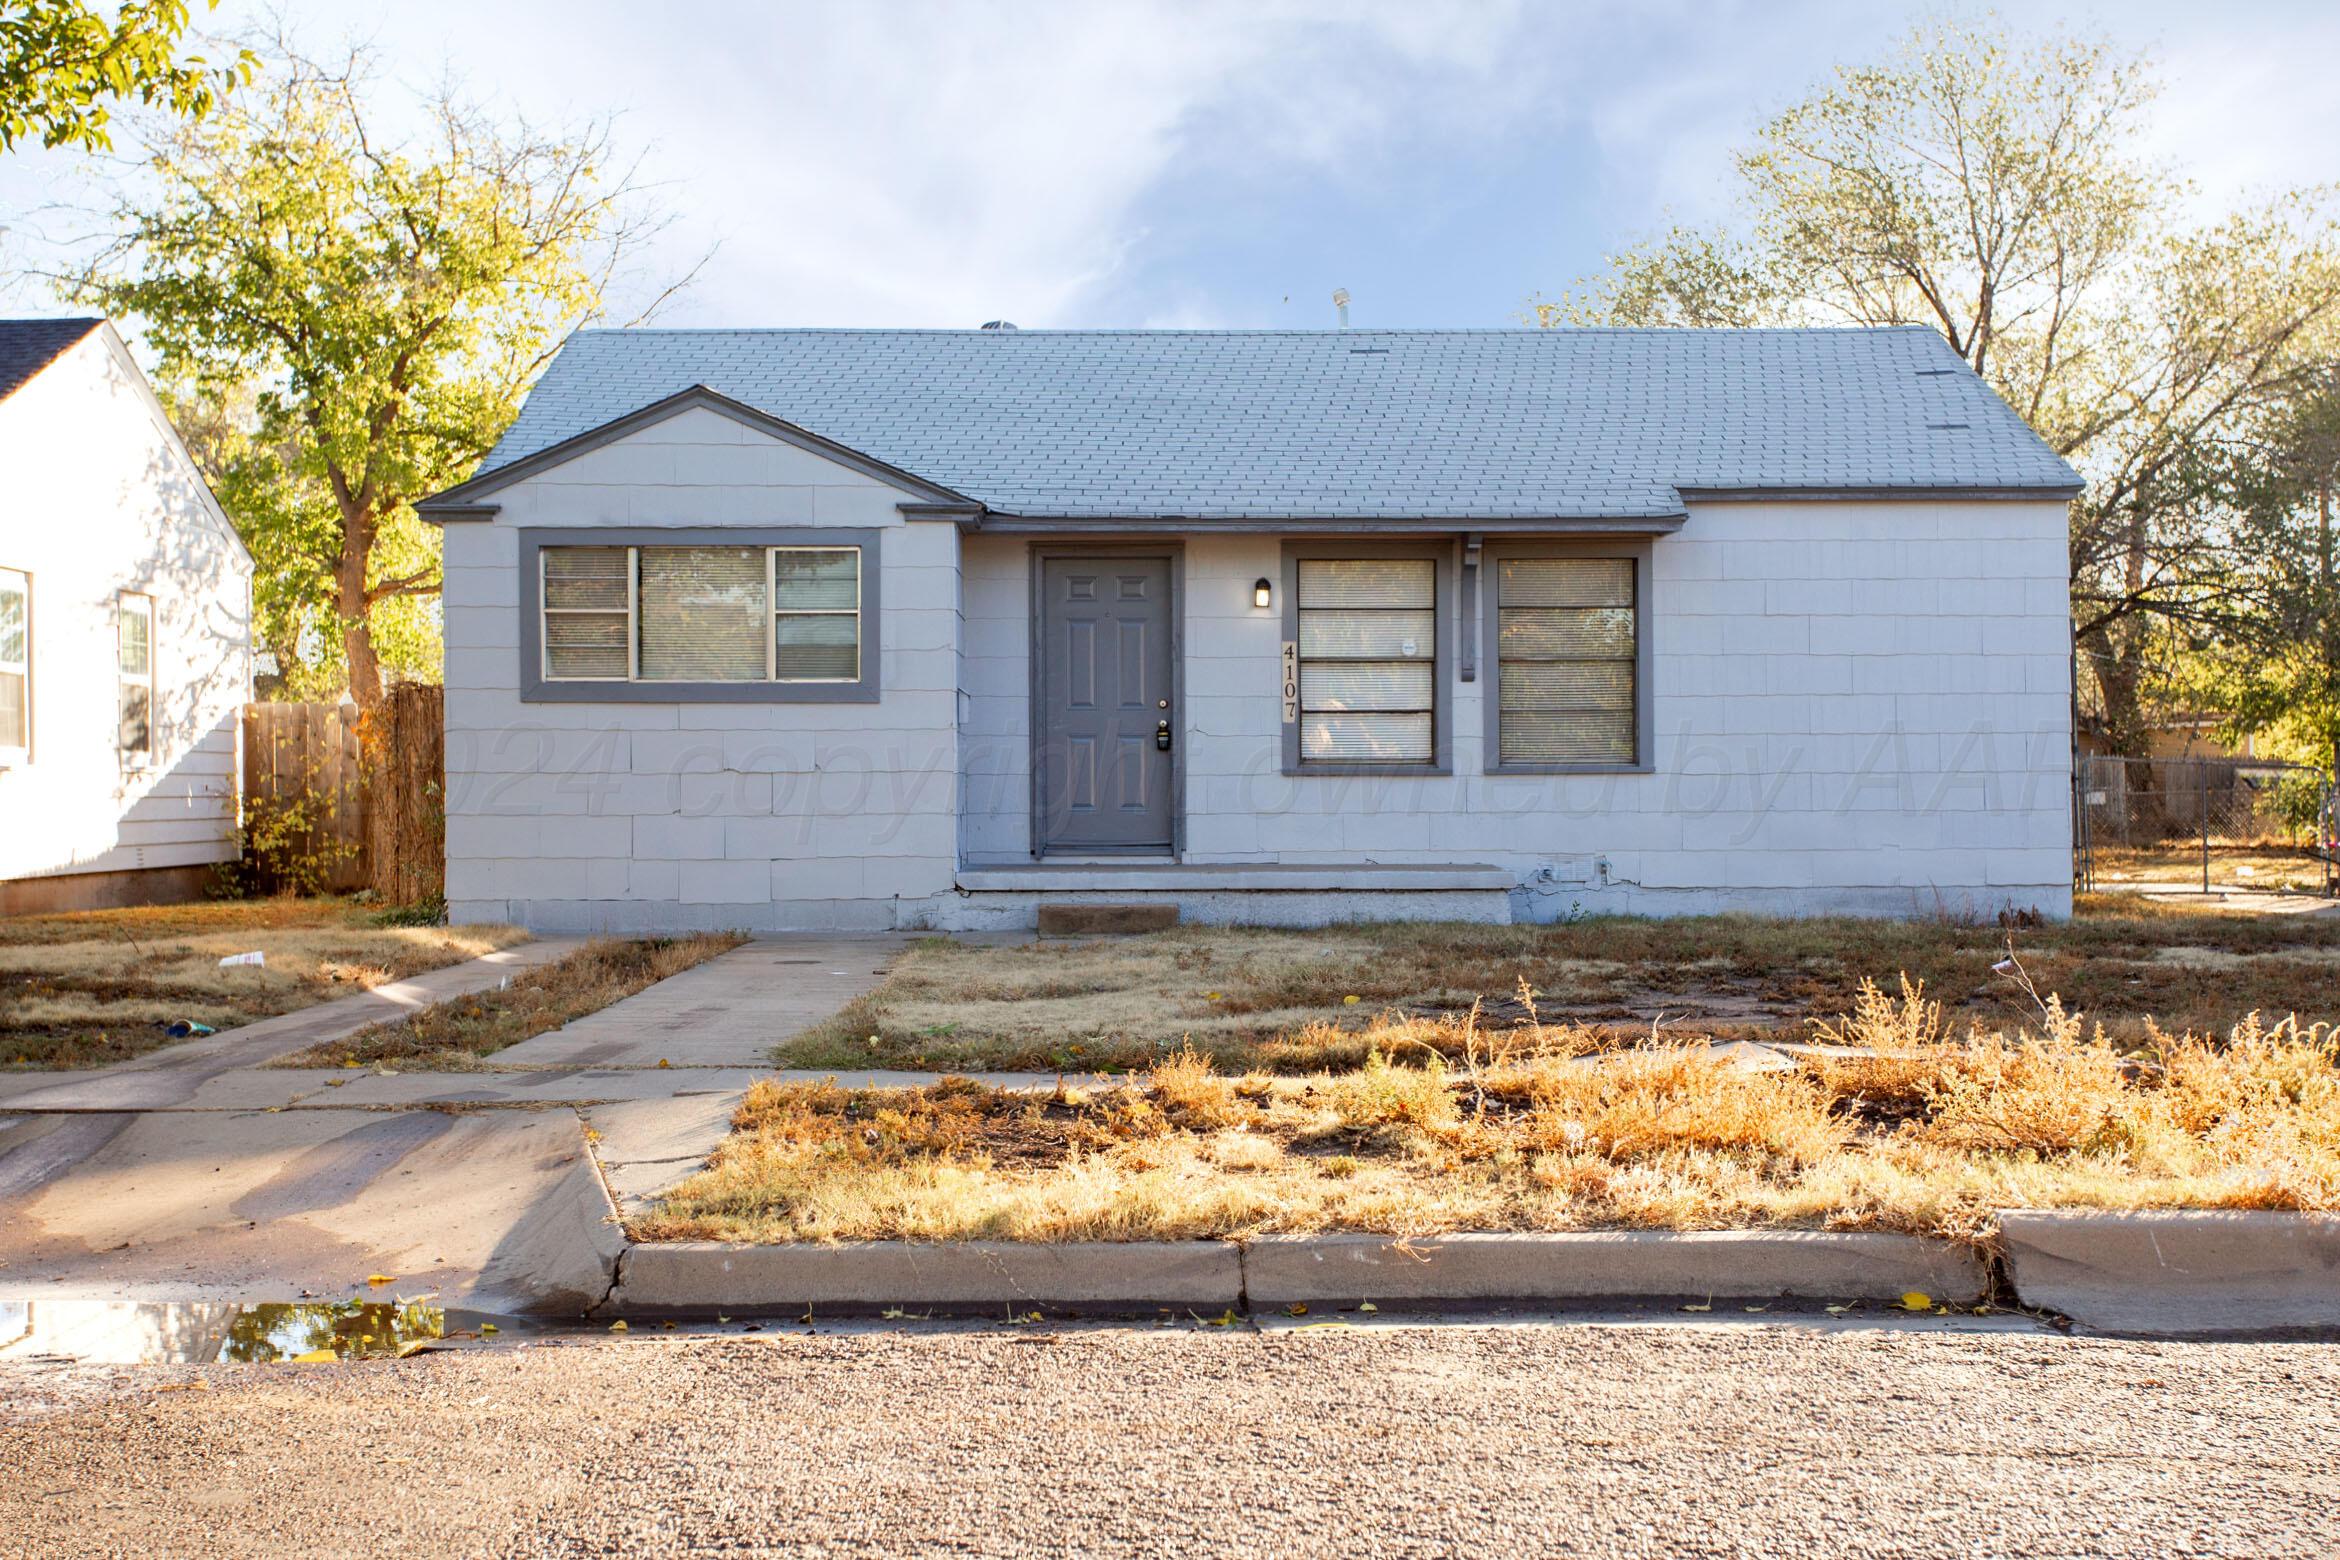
left=1279, top=641, right=1299, bottom=723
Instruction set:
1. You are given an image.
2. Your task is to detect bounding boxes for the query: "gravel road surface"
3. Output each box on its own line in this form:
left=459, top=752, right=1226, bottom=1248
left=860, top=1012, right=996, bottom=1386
left=4, top=1315, right=2336, bottom=1558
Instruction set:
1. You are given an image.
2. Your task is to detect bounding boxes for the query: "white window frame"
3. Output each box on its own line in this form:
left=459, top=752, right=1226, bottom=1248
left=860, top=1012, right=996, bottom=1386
left=769, top=545, right=863, bottom=685
left=1481, top=539, right=1654, bottom=776
left=1278, top=541, right=1451, bottom=776
left=536, top=547, right=635, bottom=684
left=0, top=566, right=28, bottom=764
left=117, top=589, right=155, bottom=771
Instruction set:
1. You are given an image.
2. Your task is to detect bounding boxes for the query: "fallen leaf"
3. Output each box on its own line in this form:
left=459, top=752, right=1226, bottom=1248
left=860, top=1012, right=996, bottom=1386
left=608, top=1320, right=629, bottom=1332
left=289, top=1349, right=338, bottom=1364
left=1681, top=1302, right=1712, bottom=1313
left=1899, top=1291, right=1933, bottom=1312
left=1742, top=1306, right=1768, bottom=1314
left=1358, top=1301, right=1378, bottom=1313
left=1285, top=1303, right=1308, bottom=1317
left=365, top=1274, right=396, bottom=1287
left=479, top=1323, right=499, bottom=1335
left=657, top=1059, right=672, bottom=1069
left=1341, top=995, right=1360, bottom=1005
left=1825, top=1305, right=1850, bottom=1315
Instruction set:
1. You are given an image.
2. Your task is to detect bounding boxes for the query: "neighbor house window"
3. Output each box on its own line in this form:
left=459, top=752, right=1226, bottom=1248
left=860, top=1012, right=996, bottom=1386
left=538, top=542, right=864, bottom=687
left=1294, top=556, right=1437, bottom=764
left=117, top=590, right=154, bottom=767
left=0, top=568, right=27, bottom=759
left=1494, top=556, right=1639, bottom=767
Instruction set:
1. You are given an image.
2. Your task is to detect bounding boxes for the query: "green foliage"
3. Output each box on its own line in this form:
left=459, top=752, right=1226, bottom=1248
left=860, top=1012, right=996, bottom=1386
left=1543, top=18, right=2340, bottom=756
left=0, top=0, right=249, bottom=152
left=237, top=789, right=357, bottom=898
left=370, top=896, right=449, bottom=929
left=77, top=42, right=675, bottom=703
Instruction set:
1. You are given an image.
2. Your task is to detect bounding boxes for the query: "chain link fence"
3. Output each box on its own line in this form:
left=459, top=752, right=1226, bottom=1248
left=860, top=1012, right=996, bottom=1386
left=2076, top=755, right=2338, bottom=896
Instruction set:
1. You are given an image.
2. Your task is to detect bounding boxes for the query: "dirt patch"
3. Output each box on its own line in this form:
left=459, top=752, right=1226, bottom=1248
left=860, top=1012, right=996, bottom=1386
left=0, top=898, right=528, bottom=1069
left=778, top=903, right=2340, bottom=1075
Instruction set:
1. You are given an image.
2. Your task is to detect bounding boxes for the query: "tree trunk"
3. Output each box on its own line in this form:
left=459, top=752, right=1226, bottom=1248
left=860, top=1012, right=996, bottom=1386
left=337, top=541, right=382, bottom=710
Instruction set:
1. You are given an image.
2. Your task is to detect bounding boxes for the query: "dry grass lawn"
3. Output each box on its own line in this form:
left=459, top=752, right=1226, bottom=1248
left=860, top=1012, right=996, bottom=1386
left=276, top=932, right=747, bottom=1070
left=2092, top=842, right=2334, bottom=894
left=647, top=984, right=2340, bottom=1245
left=778, top=893, right=2340, bottom=1075
left=0, top=899, right=528, bottom=1068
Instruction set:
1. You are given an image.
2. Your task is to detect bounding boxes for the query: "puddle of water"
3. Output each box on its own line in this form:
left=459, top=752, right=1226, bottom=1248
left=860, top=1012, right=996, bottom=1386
left=0, top=1299, right=521, bottom=1364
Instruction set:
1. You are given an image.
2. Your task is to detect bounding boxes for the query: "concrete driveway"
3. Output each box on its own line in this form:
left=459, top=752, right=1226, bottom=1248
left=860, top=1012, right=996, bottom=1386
left=0, top=937, right=900, bottom=1313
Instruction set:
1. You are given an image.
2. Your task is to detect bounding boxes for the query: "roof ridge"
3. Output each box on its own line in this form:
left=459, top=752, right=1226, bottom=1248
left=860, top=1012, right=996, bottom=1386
left=565, top=324, right=1947, bottom=338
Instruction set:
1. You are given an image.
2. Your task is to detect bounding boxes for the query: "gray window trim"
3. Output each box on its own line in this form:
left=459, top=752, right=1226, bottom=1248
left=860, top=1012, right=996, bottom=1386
left=1280, top=539, right=1452, bottom=777
left=518, top=526, right=882, bottom=704
left=1481, top=537, right=1654, bottom=776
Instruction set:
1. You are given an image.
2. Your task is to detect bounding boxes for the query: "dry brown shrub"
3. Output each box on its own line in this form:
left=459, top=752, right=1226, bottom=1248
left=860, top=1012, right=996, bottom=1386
left=1516, top=1045, right=1852, bottom=1166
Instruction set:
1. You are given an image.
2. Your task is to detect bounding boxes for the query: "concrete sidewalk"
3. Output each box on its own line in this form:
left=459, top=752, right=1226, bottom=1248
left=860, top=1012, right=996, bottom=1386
left=0, top=935, right=902, bottom=1314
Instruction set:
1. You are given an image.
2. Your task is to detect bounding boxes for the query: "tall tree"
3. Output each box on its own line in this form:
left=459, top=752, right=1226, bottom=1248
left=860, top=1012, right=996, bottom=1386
left=2211, top=376, right=2340, bottom=782
left=78, top=41, right=685, bottom=705
left=1, top=0, right=247, bottom=152
left=1539, top=20, right=2340, bottom=754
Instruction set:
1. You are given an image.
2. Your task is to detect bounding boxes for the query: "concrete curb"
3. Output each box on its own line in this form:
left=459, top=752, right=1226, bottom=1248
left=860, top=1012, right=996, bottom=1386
left=594, top=1230, right=1986, bottom=1317
left=603, top=1240, right=1242, bottom=1316
left=1998, top=1210, right=2340, bottom=1335
left=1244, top=1231, right=1988, bottom=1308
left=475, top=1117, right=631, bottom=1318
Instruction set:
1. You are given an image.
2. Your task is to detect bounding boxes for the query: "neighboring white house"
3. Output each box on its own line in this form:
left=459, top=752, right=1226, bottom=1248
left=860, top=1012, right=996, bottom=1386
left=0, top=319, right=253, bottom=914
left=419, top=326, right=2079, bottom=932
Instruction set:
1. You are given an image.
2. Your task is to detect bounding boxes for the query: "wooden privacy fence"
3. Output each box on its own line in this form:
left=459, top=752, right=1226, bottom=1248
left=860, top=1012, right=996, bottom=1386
left=362, top=683, right=447, bottom=906
left=239, top=686, right=445, bottom=903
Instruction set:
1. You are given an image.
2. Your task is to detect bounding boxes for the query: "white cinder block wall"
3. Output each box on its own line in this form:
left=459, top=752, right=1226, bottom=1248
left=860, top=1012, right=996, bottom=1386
left=452, top=427, right=2072, bottom=930
left=0, top=328, right=251, bottom=887
left=961, top=500, right=2072, bottom=921
left=440, top=406, right=962, bottom=931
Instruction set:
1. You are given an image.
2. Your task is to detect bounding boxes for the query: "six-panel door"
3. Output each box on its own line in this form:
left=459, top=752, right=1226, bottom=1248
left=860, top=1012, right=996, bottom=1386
left=1037, top=556, right=1174, bottom=853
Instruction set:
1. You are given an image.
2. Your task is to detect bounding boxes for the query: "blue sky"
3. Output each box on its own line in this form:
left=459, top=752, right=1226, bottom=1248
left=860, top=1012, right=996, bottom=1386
left=3, top=0, right=2335, bottom=330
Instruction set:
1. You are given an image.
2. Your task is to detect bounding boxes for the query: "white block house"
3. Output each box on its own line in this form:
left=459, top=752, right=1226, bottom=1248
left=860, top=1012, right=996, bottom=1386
left=419, top=326, right=2078, bottom=931
left=0, top=319, right=253, bottom=913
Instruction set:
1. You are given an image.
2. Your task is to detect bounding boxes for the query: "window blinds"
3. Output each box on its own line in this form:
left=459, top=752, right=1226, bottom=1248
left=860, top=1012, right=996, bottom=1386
left=1297, top=558, right=1436, bottom=762
left=1496, top=557, right=1636, bottom=765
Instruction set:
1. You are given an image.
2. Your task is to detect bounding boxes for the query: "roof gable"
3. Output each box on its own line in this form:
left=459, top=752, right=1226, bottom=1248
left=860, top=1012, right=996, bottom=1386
left=419, top=383, right=977, bottom=519
left=456, top=327, right=2082, bottom=522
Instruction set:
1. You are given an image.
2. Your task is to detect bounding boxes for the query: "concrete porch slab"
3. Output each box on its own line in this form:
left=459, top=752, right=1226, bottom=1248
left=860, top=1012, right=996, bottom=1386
left=956, top=861, right=1512, bottom=893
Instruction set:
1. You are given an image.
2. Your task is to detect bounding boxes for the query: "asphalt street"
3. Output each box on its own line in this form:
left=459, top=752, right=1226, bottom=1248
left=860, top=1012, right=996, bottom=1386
left=5, top=1313, right=2336, bottom=1558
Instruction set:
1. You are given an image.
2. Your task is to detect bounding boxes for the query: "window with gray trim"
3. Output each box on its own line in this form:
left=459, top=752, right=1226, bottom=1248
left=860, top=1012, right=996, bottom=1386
left=539, top=544, right=864, bottom=685
left=1494, top=556, right=1638, bottom=765
left=1295, top=557, right=1438, bottom=763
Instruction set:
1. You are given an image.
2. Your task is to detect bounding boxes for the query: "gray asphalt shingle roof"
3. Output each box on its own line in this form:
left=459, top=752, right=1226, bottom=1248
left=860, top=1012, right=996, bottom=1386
left=478, top=326, right=2079, bottom=519
left=0, top=317, right=103, bottom=406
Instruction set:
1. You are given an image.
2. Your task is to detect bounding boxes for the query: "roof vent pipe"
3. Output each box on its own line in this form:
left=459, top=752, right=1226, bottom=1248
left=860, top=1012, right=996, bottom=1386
left=979, top=320, right=1018, bottom=331
left=1332, top=288, right=1350, bottom=328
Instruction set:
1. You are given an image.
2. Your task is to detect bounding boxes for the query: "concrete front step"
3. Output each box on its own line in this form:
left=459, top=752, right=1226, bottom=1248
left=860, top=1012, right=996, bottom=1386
left=944, top=860, right=1516, bottom=929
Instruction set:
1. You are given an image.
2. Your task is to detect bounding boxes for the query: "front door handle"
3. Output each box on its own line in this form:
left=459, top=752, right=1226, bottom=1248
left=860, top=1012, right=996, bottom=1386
left=1155, top=719, right=1172, bottom=752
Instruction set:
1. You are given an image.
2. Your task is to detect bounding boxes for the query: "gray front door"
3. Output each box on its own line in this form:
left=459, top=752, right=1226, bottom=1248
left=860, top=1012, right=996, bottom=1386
left=1037, top=555, right=1174, bottom=854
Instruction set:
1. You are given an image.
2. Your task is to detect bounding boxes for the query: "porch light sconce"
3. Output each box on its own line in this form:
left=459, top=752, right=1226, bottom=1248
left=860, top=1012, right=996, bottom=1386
left=1253, top=578, right=1274, bottom=609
